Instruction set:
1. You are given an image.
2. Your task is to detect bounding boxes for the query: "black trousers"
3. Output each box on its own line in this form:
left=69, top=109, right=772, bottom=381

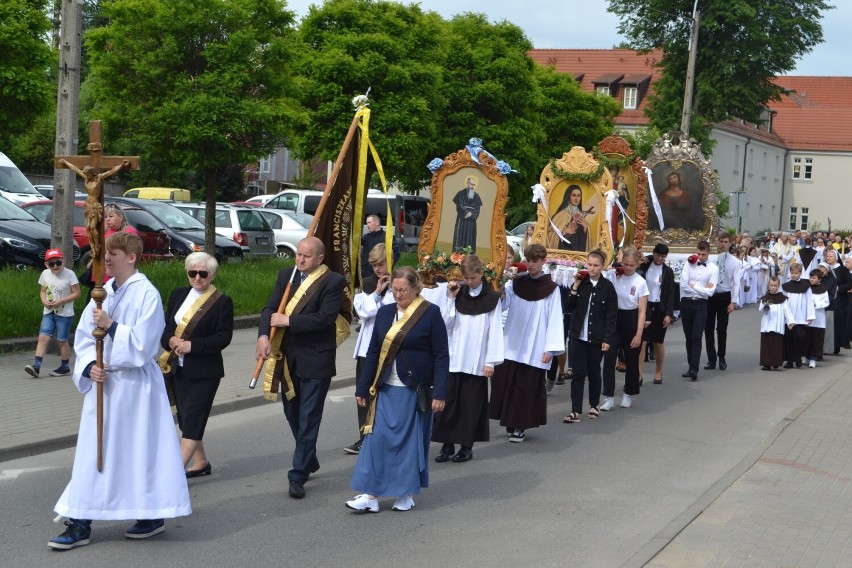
left=282, top=374, right=331, bottom=484
left=680, top=297, right=708, bottom=373
left=785, top=324, right=808, bottom=364
left=602, top=309, right=641, bottom=397
left=570, top=338, right=603, bottom=413
left=705, top=291, right=732, bottom=362
left=354, top=357, right=368, bottom=442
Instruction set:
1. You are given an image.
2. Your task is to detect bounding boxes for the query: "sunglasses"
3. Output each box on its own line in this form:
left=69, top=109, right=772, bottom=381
left=187, top=270, right=209, bottom=279
left=47, top=260, right=63, bottom=267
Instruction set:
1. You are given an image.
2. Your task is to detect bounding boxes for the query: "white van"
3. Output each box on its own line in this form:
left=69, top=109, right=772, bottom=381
left=264, top=188, right=430, bottom=251
left=0, top=152, right=43, bottom=206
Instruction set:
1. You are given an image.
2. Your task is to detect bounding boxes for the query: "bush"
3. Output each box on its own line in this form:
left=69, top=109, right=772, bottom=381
left=0, top=258, right=292, bottom=340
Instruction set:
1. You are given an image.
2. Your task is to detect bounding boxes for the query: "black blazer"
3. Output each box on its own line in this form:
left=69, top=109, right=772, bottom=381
left=161, top=286, right=234, bottom=380
left=639, top=255, right=676, bottom=317
left=357, top=301, right=449, bottom=401
left=565, top=277, right=618, bottom=345
left=259, top=267, right=346, bottom=379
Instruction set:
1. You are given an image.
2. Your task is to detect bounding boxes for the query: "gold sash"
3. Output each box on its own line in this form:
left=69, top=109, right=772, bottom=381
left=263, top=265, right=330, bottom=402
left=362, top=295, right=427, bottom=434
left=158, top=285, right=220, bottom=375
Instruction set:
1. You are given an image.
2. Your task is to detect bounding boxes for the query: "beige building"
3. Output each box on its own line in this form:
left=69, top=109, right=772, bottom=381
left=528, top=49, right=852, bottom=234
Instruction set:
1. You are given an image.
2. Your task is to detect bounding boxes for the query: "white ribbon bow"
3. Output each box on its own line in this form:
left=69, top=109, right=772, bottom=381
left=531, top=184, right=571, bottom=246
left=604, top=189, right=636, bottom=248
left=644, top=167, right=665, bottom=231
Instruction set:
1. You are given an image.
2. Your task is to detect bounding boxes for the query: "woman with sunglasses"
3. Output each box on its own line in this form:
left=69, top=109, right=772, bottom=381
left=160, top=252, right=233, bottom=478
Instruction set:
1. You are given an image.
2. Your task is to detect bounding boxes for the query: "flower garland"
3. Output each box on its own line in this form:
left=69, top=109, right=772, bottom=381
left=548, top=146, right=639, bottom=182
left=418, top=246, right=498, bottom=283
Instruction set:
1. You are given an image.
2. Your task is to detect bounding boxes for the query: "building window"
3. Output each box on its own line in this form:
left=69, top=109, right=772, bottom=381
left=596, top=85, right=610, bottom=96
left=800, top=207, right=809, bottom=230
left=792, top=157, right=801, bottom=179
left=623, top=87, right=638, bottom=109
left=789, top=207, right=797, bottom=231
left=259, top=156, right=271, bottom=174
left=804, top=158, right=813, bottom=179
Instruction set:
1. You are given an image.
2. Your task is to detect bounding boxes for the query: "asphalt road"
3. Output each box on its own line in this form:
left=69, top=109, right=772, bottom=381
left=0, top=308, right=842, bottom=568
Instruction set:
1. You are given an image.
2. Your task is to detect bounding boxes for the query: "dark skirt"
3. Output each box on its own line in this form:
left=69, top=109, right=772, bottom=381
left=489, top=360, right=547, bottom=430
left=173, top=366, right=220, bottom=440
left=806, top=327, right=825, bottom=359
left=642, top=301, right=668, bottom=343
left=432, top=372, right=490, bottom=447
left=351, top=383, right=431, bottom=497
left=760, top=332, right=784, bottom=368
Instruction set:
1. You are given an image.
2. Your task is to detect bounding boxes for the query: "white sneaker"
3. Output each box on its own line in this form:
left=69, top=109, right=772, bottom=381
left=392, top=495, right=415, bottom=511
left=600, top=397, right=615, bottom=411
left=809, top=360, right=817, bottom=368
left=509, top=429, right=526, bottom=443
left=345, top=494, right=379, bottom=513
left=620, top=394, right=632, bottom=408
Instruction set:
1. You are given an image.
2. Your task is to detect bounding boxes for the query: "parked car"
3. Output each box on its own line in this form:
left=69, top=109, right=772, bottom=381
left=257, top=209, right=312, bottom=259
left=0, top=152, right=43, bottom=206
left=33, top=185, right=55, bottom=199
left=21, top=199, right=173, bottom=264
left=229, top=201, right=262, bottom=207
left=264, top=188, right=430, bottom=251
left=123, top=187, right=191, bottom=201
left=174, top=203, right=276, bottom=258
left=0, top=197, right=80, bottom=268
left=506, top=221, right=535, bottom=253
left=107, top=197, right=243, bottom=263
left=245, top=194, right=274, bottom=206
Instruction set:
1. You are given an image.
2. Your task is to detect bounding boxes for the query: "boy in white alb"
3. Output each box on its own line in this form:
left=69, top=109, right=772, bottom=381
left=25, top=248, right=80, bottom=378
left=758, top=277, right=794, bottom=370
left=806, top=269, right=830, bottom=368
left=780, top=263, right=815, bottom=368
left=49, top=232, right=190, bottom=550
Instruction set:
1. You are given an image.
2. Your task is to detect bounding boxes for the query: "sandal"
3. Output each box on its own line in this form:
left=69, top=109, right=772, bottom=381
left=562, top=412, right=581, bottom=424
left=587, top=406, right=600, bottom=420
left=565, top=368, right=574, bottom=378
left=616, top=362, right=627, bottom=372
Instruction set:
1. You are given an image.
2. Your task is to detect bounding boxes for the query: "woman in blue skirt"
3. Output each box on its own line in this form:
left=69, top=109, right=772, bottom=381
left=346, top=267, right=449, bottom=513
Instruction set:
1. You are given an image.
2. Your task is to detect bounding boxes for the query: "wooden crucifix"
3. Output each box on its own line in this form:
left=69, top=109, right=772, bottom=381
left=55, top=120, right=140, bottom=473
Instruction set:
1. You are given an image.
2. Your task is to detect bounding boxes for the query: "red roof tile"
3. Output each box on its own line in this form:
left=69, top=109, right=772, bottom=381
left=529, top=49, right=852, bottom=152
left=529, top=49, right=664, bottom=128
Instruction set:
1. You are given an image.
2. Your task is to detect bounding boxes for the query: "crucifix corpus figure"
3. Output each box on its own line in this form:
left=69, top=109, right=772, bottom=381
left=55, top=120, right=139, bottom=473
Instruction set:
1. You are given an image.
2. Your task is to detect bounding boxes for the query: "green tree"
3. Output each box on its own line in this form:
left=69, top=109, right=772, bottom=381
left=0, top=0, right=55, bottom=152
left=293, top=0, right=446, bottom=193
left=607, top=0, right=832, bottom=145
left=83, top=0, right=303, bottom=252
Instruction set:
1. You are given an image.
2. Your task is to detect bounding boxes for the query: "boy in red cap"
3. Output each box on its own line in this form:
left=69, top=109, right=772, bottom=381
left=25, top=248, right=80, bottom=377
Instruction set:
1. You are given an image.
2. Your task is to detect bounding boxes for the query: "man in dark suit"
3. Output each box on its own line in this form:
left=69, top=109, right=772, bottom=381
left=256, top=237, right=346, bottom=499
left=360, top=214, right=400, bottom=282
left=638, top=243, right=676, bottom=384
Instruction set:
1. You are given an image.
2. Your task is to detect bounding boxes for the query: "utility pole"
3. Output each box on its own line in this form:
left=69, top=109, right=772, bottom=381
left=680, top=1, right=700, bottom=136
left=52, top=0, right=83, bottom=261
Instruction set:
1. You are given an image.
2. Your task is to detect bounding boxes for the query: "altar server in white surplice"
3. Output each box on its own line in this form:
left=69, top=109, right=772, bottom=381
left=50, top=232, right=190, bottom=551
left=489, top=244, right=564, bottom=443
left=432, top=255, right=504, bottom=463
left=758, top=276, right=795, bottom=370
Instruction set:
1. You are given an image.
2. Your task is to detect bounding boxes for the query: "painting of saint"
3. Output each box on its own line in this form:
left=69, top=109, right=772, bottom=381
left=650, top=165, right=705, bottom=232
left=547, top=184, right=595, bottom=251
left=452, top=175, right=483, bottom=250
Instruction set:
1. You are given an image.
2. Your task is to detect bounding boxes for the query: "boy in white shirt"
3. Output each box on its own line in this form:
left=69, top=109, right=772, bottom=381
left=806, top=269, right=830, bottom=368
left=25, top=248, right=80, bottom=378
left=780, top=263, right=815, bottom=368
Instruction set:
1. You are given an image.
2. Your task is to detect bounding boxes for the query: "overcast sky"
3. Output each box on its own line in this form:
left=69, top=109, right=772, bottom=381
left=286, top=0, right=849, bottom=77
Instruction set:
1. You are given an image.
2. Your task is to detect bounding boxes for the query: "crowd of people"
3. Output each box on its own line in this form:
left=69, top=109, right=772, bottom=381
left=33, top=223, right=852, bottom=548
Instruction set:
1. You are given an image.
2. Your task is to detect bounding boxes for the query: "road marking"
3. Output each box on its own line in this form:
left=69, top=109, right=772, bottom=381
left=0, top=467, right=52, bottom=481
left=329, top=395, right=353, bottom=403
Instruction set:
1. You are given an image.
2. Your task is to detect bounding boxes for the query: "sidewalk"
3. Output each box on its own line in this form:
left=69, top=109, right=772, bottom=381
left=0, top=324, right=358, bottom=462
left=641, top=361, right=852, bottom=568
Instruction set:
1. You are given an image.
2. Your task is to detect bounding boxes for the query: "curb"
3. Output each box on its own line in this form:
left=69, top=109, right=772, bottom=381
left=0, top=314, right=261, bottom=355
left=0, top=375, right=357, bottom=464
left=0, top=313, right=360, bottom=464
